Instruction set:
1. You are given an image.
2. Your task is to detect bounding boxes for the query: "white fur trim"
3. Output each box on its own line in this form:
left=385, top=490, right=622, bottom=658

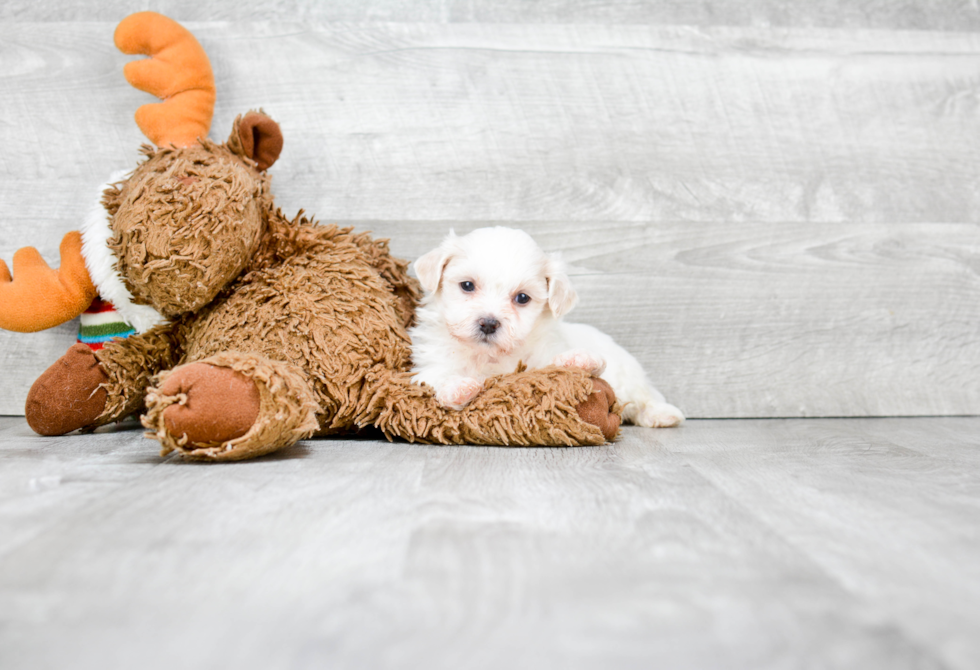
left=79, top=310, right=134, bottom=328
left=80, top=170, right=166, bottom=334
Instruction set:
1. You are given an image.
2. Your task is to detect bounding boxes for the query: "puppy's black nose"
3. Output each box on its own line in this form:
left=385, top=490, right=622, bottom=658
left=479, top=317, right=500, bottom=335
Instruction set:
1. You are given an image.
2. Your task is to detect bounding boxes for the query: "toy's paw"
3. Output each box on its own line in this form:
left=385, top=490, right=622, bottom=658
left=153, top=363, right=260, bottom=446
left=436, top=376, right=484, bottom=410
left=553, top=349, right=606, bottom=377
left=25, top=343, right=108, bottom=436
left=575, top=377, right=620, bottom=441
left=633, top=401, right=685, bottom=428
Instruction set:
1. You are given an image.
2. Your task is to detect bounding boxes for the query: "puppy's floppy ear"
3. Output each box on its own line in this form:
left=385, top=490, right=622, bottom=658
left=414, top=231, right=458, bottom=293
left=546, top=253, right=578, bottom=317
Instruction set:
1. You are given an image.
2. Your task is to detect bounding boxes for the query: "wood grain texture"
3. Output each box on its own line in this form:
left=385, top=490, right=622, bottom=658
left=0, top=416, right=978, bottom=669
left=5, top=219, right=978, bottom=418
left=2, top=24, right=978, bottom=225
left=2, top=20, right=979, bottom=418
left=210, top=24, right=980, bottom=224
left=3, top=0, right=980, bottom=31
left=372, top=219, right=980, bottom=419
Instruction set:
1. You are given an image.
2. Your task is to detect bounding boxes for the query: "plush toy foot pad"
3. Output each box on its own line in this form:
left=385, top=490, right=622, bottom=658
left=25, top=343, right=108, bottom=436
left=157, top=363, right=260, bottom=446
left=575, top=377, right=621, bottom=442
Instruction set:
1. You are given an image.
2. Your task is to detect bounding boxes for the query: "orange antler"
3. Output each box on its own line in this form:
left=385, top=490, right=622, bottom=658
left=114, top=12, right=216, bottom=148
left=0, top=232, right=96, bottom=332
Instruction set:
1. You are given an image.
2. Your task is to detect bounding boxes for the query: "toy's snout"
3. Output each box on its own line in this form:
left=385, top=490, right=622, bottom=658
left=108, top=145, right=269, bottom=318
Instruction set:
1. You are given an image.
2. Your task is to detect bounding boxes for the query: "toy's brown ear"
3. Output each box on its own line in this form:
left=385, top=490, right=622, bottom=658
left=232, top=112, right=283, bottom=171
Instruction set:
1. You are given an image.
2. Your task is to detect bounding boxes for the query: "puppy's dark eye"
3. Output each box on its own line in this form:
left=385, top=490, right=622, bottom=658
left=460, top=281, right=476, bottom=293
left=514, top=293, right=531, bottom=305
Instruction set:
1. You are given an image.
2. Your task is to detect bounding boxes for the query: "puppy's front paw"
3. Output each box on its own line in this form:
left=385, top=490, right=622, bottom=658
left=436, top=376, right=484, bottom=410
left=552, top=349, right=606, bottom=377
left=634, top=401, right=685, bottom=428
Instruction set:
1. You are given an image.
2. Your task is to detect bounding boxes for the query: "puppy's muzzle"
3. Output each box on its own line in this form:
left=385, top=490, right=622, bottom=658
left=478, top=316, right=500, bottom=337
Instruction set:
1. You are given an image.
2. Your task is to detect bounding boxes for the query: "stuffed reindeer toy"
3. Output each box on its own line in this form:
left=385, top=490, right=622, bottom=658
left=0, top=12, right=620, bottom=460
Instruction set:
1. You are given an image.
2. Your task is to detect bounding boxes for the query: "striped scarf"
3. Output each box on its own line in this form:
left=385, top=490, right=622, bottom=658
left=78, top=296, right=136, bottom=350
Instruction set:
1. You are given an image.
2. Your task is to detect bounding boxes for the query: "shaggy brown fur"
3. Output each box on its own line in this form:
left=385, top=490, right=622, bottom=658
left=104, top=141, right=270, bottom=316
left=26, top=112, right=619, bottom=460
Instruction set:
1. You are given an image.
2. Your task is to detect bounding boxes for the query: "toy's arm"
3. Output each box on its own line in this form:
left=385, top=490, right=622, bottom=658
left=0, top=232, right=96, bottom=332
left=364, top=366, right=620, bottom=446
left=136, top=359, right=617, bottom=462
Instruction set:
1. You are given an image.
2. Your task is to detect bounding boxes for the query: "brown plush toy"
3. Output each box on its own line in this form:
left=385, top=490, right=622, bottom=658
left=0, top=13, right=620, bottom=461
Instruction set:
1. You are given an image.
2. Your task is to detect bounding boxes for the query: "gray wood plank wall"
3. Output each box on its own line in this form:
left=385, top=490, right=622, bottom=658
left=1, top=3, right=979, bottom=418
left=5, top=1, right=980, bottom=30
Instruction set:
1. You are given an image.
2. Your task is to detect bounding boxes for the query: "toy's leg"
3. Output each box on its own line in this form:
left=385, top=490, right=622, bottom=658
left=142, top=351, right=319, bottom=461
left=365, top=365, right=619, bottom=446
left=25, top=322, right=182, bottom=436
left=93, top=323, right=183, bottom=422
left=25, top=343, right=108, bottom=436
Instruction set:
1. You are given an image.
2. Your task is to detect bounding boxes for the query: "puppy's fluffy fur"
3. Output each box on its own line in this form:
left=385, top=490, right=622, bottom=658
left=409, top=227, right=684, bottom=428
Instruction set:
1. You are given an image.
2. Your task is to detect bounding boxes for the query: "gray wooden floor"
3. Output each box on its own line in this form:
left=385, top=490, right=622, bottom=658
left=1, top=415, right=977, bottom=669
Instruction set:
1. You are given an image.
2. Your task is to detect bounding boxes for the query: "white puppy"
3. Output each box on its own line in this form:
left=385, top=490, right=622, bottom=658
left=409, top=227, right=684, bottom=428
